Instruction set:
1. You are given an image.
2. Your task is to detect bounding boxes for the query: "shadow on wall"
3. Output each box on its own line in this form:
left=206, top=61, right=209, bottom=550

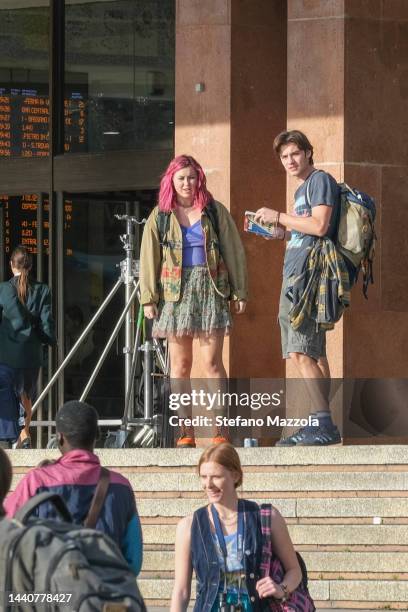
left=347, top=379, right=408, bottom=438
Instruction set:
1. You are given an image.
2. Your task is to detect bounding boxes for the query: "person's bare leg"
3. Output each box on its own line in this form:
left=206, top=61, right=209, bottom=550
left=276, top=351, right=340, bottom=445
left=198, top=334, right=227, bottom=379
left=289, top=352, right=330, bottom=413
left=168, top=336, right=193, bottom=379
left=199, top=335, right=228, bottom=443
left=17, top=392, right=32, bottom=447
left=168, top=337, right=194, bottom=446
left=317, top=356, right=330, bottom=378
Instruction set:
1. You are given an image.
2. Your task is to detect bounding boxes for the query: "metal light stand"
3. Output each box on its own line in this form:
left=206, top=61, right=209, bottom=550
left=31, top=212, right=169, bottom=448
left=105, top=216, right=169, bottom=448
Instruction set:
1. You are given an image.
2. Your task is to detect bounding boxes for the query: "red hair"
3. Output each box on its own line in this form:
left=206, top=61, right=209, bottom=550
left=198, top=443, right=243, bottom=489
left=158, top=155, right=213, bottom=213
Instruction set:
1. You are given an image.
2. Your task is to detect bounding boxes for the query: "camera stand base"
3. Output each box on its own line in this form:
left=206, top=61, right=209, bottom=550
left=104, top=415, right=162, bottom=449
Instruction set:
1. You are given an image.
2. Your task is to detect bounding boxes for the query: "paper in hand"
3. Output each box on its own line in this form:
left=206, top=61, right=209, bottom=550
left=244, top=211, right=285, bottom=239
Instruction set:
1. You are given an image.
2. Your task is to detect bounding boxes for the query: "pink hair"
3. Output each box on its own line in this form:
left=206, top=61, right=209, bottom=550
left=158, top=155, right=213, bottom=213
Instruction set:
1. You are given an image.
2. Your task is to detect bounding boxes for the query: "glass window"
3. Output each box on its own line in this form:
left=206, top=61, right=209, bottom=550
left=0, top=1, right=49, bottom=159
left=63, top=191, right=155, bottom=418
left=0, top=193, right=49, bottom=271
left=65, top=0, right=175, bottom=154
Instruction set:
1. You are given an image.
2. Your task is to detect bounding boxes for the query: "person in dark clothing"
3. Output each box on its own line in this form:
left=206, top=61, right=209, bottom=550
left=0, top=245, right=56, bottom=448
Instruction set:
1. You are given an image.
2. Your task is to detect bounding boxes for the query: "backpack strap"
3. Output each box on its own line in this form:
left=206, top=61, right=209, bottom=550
left=305, top=169, right=342, bottom=240
left=305, top=169, right=324, bottom=206
left=205, top=199, right=226, bottom=264
left=157, top=202, right=220, bottom=242
left=156, top=201, right=226, bottom=276
left=83, top=467, right=110, bottom=529
left=259, top=503, right=309, bottom=589
left=204, top=199, right=220, bottom=238
left=157, top=211, right=171, bottom=245
left=15, top=492, right=73, bottom=524
left=259, top=503, right=272, bottom=578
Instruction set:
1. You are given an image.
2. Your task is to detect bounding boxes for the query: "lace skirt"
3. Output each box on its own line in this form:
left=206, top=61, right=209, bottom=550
left=153, top=265, right=232, bottom=339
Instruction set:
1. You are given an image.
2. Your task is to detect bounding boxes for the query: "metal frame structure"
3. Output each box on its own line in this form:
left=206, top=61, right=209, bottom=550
left=0, top=1, right=175, bottom=446
left=31, top=213, right=170, bottom=447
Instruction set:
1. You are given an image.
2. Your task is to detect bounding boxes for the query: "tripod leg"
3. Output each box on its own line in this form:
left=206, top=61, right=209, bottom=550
left=31, top=278, right=123, bottom=418
left=79, top=283, right=139, bottom=401
left=122, top=304, right=144, bottom=430
left=143, top=318, right=154, bottom=422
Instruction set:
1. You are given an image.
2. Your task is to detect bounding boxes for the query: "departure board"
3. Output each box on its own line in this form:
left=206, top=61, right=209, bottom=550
left=0, top=84, right=87, bottom=267
left=0, top=194, right=49, bottom=255
left=0, top=84, right=87, bottom=157
left=0, top=193, right=75, bottom=259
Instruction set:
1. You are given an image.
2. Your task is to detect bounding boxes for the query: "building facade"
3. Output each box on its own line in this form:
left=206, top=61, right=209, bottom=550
left=0, top=0, right=175, bottom=429
left=1, top=0, right=407, bottom=442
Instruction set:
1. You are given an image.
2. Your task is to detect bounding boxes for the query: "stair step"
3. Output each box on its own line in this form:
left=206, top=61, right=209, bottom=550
left=141, top=550, right=408, bottom=573
left=12, top=470, right=408, bottom=493
left=135, top=496, right=408, bottom=518
left=8, top=446, right=408, bottom=466
left=6, top=446, right=408, bottom=610
left=138, top=578, right=408, bottom=603
left=141, top=523, right=408, bottom=546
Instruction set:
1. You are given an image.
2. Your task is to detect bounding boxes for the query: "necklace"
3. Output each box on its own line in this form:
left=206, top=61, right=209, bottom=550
left=218, top=511, right=238, bottom=522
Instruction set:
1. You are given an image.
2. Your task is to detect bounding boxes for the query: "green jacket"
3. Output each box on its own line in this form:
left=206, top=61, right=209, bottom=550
left=0, top=278, right=56, bottom=368
left=140, top=201, right=248, bottom=305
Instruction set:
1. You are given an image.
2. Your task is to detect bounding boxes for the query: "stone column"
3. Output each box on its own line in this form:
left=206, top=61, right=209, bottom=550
left=175, top=0, right=287, bottom=378
left=287, top=0, right=408, bottom=437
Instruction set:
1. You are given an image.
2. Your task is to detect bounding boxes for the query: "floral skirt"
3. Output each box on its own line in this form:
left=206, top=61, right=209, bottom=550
left=153, top=265, right=232, bottom=339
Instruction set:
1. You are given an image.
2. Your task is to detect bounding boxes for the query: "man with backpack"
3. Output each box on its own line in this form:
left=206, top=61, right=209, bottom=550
left=255, top=130, right=346, bottom=446
left=5, top=400, right=143, bottom=574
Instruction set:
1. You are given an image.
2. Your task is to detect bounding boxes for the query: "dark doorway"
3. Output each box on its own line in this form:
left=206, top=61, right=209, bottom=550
left=63, top=190, right=156, bottom=419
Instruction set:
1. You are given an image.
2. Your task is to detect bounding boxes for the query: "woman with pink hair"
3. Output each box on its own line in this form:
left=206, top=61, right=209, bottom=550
left=140, top=155, right=248, bottom=448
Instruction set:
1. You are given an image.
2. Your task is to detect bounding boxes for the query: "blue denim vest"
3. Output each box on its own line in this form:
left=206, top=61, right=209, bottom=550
left=191, top=499, right=263, bottom=612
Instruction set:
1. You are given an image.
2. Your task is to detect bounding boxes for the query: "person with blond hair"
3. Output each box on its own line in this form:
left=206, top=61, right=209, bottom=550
left=170, top=443, right=308, bottom=611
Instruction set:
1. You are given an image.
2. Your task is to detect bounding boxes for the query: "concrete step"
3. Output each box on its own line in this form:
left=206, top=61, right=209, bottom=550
left=141, top=522, right=408, bottom=546
left=8, top=445, right=408, bottom=467
left=139, top=578, right=408, bottom=604
left=67, top=470, right=408, bottom=492
left=142, top=549, right=408, bottom=573
left=136, top=496, right=408, bottom=518
left=6, top=446, right=408, bottom=610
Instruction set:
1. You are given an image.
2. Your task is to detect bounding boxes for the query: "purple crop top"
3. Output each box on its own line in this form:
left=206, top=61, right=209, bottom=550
left=181, top=219, right=206, bottom=267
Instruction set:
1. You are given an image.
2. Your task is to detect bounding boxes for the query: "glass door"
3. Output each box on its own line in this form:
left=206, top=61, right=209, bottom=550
left=63, top=190, right=156, bottom=422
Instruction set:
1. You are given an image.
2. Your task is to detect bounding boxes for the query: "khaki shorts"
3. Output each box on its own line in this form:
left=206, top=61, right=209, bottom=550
left=278, top=278, right=326, bottom=361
